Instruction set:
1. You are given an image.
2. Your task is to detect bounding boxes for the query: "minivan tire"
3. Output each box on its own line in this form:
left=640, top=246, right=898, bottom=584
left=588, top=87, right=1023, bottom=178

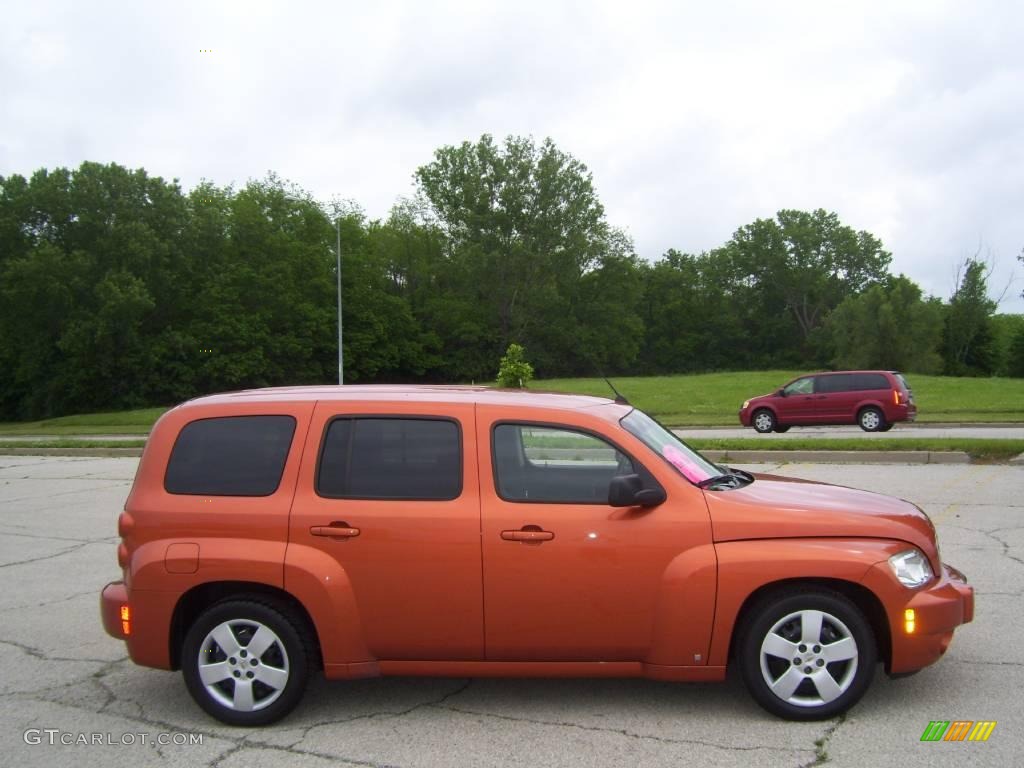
left=858, top=407, right=886, bottom=432
left=738, top=588, right=876, bottom=721
left=182, top=599, right=311, bottom=726
left=753, top=409, right=777, bottom=434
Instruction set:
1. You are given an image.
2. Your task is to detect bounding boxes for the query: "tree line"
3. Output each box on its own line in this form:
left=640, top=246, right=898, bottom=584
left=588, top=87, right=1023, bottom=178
left=1, top=134, right=1022, bottom=420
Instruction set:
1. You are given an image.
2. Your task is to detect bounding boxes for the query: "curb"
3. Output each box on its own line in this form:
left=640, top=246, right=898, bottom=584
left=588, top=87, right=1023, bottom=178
left=1010, top=453, right=1024, bottom=466
left=0, top=447, right=143, bottom=457
left=702, top=450, right=972, bottom=465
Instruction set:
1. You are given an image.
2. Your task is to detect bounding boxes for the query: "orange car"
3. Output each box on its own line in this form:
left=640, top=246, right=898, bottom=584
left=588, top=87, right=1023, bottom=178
left=100, top=386, right=973, bottom=725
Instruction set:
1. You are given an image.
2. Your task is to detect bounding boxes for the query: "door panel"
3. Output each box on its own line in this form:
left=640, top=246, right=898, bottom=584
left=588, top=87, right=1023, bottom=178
left=816, top=374, right=858, bottom=422
left=288, top=402, right=483, bottom=660
left=777, top=376, right=817, bottom=423
left=478, top=411, right=712, bottom=661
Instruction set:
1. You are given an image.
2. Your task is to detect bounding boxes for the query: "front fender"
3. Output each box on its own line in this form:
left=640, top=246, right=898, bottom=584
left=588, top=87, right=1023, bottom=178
left=708, top=538, right=907, bottom=666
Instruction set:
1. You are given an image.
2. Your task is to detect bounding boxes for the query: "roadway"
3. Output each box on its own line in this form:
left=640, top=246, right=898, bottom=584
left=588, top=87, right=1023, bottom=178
left=0, top=456, right=1020, bottom=768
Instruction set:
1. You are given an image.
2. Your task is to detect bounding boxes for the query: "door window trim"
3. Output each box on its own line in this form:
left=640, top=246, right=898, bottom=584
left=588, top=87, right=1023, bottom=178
left=489, top=420, right=663, bottom=505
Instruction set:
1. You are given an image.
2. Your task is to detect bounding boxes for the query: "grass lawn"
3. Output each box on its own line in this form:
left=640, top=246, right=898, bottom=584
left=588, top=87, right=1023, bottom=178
left=0, top=407, right=166, bottom=435
left=687, top=438, right=1024, bottom=461
left=0, top=371, right=1021, bottom=434
left=536, top=371, right=1024, bottom=425
left=0, top=439, right=148, bottom=449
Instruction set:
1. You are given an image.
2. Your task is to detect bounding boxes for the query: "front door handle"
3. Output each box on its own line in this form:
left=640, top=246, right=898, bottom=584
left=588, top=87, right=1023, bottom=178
left=501, top=527, right=554, bottom=543
left=311, top=523, right=360, bottom=539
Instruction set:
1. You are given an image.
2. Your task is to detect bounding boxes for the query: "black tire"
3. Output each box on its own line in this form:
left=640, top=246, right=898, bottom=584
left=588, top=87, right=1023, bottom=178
left=773, top=426, right=791, bottom=433
left=858, top=407, right=886, bottom=432
left=878, top=423, right=894, bottom=432
left=737, top=589, right=876, bottom=721
left=752, top=409, right=777, bottom=434
left=182, top=599, right=311, bottom=726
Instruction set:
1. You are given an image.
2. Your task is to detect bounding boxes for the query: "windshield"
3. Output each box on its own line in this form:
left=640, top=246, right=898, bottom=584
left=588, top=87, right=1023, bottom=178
left=620, top=409, right=719, bottom=484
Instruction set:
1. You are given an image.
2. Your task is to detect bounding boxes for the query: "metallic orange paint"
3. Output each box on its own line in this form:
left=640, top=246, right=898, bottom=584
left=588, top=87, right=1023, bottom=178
left=99, top=385, right=973, bottom=696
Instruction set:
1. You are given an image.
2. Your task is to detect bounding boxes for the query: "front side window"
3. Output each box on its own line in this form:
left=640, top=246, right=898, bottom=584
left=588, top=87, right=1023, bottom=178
left=783, top=377, right=814, bottom=396
left=493, top=424, right=651, bottom=503
left=165, top=415, right=296, bottom=496
left=317, top=417, right=462, bottom=500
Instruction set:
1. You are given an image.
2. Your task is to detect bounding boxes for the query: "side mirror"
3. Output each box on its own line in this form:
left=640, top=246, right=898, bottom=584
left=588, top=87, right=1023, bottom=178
left=776, top=388, right=786, bottom=397
left=609, top=474, right=666, bottom=508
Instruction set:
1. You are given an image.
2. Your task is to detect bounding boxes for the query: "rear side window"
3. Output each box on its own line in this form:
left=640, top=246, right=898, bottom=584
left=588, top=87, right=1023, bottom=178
left=852, top=373, right=889, bottom=390
left=165, top=415, right=296, bottom=496
left=815, top=374, right=854, bottom=394
left=317, top=417, right=462, bottom=500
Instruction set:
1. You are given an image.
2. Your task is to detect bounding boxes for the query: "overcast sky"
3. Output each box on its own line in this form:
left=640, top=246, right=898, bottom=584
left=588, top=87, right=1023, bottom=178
left=3, top=0, right=1022, bottom=311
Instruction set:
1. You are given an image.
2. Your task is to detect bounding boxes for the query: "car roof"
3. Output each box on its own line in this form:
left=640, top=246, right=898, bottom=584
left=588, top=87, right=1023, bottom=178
left=181, top=384, right=618, bottom=412
left=811, top=370, right=896, bottom=376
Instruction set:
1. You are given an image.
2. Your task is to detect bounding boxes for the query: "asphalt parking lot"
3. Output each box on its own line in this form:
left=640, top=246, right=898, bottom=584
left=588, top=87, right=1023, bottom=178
left=0, top=456, right=1020, bottom=768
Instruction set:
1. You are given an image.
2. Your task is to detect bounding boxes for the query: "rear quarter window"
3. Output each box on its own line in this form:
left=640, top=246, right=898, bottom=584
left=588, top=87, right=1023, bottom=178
left=852, top=373, right=889, bottom=390
left=164, top=415, right=297, bottom=496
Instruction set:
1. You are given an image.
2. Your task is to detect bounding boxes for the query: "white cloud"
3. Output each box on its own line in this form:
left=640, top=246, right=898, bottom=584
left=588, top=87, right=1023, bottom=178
left=2, top=0, right=1021, bottom=310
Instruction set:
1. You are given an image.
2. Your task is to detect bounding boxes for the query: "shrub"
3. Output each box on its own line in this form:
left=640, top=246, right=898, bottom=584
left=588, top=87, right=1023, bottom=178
left=496, top=343, right=534, bottom=388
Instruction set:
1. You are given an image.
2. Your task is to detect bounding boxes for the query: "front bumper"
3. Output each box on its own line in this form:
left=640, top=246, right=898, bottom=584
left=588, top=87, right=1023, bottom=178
left=862, top=562, right=974, bottom=674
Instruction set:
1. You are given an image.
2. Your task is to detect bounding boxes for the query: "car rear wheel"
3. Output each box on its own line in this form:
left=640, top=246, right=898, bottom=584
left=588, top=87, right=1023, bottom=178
left=738, top=589, right=876, bottom=720
left=878, top=423, right=894, bottom=432
left=182, top=599, right=311, bottom=726
left=753, top=409, right=777, bottom=434
left=858, top=407, right=886, bottom=432
left=773, top=425, right=791, bottom=433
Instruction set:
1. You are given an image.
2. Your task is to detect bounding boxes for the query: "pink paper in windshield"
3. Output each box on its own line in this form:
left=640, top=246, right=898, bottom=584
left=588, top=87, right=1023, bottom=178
left=662, top=444, right=712, bottom=483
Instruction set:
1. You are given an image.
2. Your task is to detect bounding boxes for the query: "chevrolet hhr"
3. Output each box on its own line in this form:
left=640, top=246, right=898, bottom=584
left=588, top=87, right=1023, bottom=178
left=100, top=386, right=973, bottom=725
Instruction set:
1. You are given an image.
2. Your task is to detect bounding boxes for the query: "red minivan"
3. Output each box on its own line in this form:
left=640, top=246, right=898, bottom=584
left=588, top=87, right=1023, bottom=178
left=739, top=371, right=917, bottom=433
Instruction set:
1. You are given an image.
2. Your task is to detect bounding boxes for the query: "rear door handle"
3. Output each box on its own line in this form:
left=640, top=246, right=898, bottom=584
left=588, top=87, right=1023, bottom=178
left=501, top=528, right=554, bottom=543
left=311, top=524, right=360, bottom=539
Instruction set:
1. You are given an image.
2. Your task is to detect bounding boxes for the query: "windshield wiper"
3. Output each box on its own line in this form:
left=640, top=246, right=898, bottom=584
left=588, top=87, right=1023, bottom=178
left=697, top=467, right=754, bottom=490
left=697, top=473, right=738, bottom=489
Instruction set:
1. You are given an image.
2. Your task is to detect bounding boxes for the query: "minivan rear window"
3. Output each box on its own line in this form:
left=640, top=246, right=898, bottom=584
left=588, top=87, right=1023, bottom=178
left=852, top=373, right=889, bottom=390
left=164, top=415, right=296, bottom=496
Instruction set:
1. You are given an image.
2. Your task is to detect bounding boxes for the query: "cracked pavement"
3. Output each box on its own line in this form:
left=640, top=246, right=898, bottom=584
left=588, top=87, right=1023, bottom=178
left=0, top=457, right=1020, bottom=767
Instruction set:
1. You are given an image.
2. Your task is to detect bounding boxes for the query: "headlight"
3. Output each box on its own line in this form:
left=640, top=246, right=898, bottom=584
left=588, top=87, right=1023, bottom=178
left=888, top=549, right=934, bottom=588
left=742, top=400, right=750, bottom=409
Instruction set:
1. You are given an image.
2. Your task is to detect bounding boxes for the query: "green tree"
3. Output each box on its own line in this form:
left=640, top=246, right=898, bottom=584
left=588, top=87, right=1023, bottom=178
left=1007, top=326, right=1024, bottom=377
left=721, top=209, right=892, bottom=359
left=942, top=258, right=998, bottom=375
left=638, top=249, right=746, bottom=373
left=826, top=275, right=944, bottom=372
left=414, top=134, right=642, bottom=377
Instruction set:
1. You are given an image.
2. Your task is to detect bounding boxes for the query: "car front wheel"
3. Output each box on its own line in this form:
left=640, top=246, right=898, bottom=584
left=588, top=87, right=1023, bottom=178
left=753, top=409, right=777, bottom=434
left=182, top=599, right=311, bottom=726
left=738, top=589, right=876, bottom=720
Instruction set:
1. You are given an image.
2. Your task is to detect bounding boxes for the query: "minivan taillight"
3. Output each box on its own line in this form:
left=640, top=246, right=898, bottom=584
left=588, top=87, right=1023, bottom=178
left=894, top=389, right=907, bottom=405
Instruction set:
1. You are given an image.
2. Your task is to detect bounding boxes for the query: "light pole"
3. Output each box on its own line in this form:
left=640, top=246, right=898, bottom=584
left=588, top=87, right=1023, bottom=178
left=285, top=193, right=343, bottom=385
left=333, top=214, right=343, bottom=385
